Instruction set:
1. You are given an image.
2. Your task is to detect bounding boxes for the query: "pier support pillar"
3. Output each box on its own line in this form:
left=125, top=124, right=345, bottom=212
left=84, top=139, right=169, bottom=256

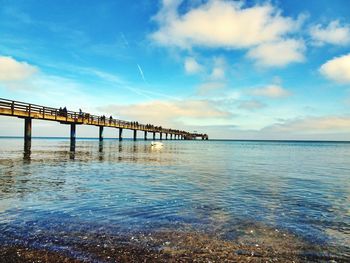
left=144, top=131, right=147, bottom=140
left=165, top=133, right=168, bottom=140
left=153, top=132, right=156, bottom=140
left=99, top=126, right=104, bottom=141
left=24, top=139, right=31, bottom=161
left=70, top=140, right=76, bottom=152
left=133, top=129, right=137, bottom=141
left=70, top=124, right=76, bottom=142
left=70, top=124, right=76, bottom=152
left=24, top=118, right=32, bottom=142
left=160, top=132, right=162, bottom=140
left=70, top=123, right=76, bottom=148
left=119, top=128, right=123, bottom=141
left=170, top=134, right=173, bottom=140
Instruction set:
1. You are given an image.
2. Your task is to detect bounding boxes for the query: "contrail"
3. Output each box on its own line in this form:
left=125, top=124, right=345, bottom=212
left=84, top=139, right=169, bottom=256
left=79, top=66, right=180, bottom=101
left=137, top=64, right=147, bottom=84
left=135, top=64, right=181, bottom=100
left=120, top=32, right=129, bottom=47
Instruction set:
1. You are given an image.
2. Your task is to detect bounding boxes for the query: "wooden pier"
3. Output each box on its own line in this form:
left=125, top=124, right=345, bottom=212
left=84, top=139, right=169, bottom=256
left=0, top=98, right=208, bottom=144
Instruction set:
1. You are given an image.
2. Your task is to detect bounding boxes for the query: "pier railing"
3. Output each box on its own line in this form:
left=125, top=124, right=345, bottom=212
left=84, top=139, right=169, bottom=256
left=0, top=98, right=208, bottom=140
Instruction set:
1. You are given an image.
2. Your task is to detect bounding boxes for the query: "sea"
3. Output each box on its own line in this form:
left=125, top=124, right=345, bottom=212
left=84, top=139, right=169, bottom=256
left=0, top=138, right=349, bottom=262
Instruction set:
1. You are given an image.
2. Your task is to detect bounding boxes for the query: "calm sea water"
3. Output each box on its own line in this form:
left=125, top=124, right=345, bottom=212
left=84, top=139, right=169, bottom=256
left=0, top=138, right=349, bottom=261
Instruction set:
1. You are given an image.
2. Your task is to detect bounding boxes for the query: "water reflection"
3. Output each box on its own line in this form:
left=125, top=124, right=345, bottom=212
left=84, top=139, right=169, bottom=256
left=70, top=139, right=76, bottom=152
left=23, top=140, right=31, bottom=163
left=69, top=140, right=76, bottom=160
left=98, top=141, right=104, bottom=162
left=0, top=139, right=349, bottom=261
left=98, top=141, right=103, bottom=153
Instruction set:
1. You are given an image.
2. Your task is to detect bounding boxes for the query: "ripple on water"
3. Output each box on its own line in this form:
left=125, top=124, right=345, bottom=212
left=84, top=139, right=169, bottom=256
left=0, top=139, right=349, bottom=261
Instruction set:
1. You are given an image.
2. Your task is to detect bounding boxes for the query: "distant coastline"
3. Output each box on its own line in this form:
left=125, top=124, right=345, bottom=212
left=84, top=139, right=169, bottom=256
left=0, top=136, right=349, bottom=143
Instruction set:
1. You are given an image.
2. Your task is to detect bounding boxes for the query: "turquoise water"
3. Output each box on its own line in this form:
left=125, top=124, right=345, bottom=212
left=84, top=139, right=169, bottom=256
left=0, top=138, right=349, bottom=261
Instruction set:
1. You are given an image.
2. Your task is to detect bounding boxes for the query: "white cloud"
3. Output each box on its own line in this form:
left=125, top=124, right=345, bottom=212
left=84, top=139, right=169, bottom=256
left=210, top=67, right=225, bottom=80
left=180, top=115, right=350, bottom=140
left=193, top=57, right=228, bottom=96
left=151, top=1, right=304, bottom=67
left=238, top=100, right=266, bottom=110
left=184, top=57, right=202, bottom=74
left=209, top=57, right=226, bottom=80
left=99, top=99, right=231, bottom=127
left=151, top=1, right=298, bottom=49
left=310, top=20, right=350, bottom=46
left=319, top=53, right=350, bottom=84
left=263, top=116, right=350, bottom=134
left=247, top=39, right=305, bottom=67
left=251, top=85, right=291, bottom=98
left=196, top=82, right=225, bottom=95
left=0, top=56, right=38, bottom=81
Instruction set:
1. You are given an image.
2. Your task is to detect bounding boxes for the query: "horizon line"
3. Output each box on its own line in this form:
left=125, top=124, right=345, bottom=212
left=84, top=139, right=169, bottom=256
left=0, top=136, right=349, bottom=143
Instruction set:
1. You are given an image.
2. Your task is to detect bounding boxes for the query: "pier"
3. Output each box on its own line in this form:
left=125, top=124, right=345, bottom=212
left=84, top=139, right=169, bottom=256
left=0, top=98, right=209, bottom=145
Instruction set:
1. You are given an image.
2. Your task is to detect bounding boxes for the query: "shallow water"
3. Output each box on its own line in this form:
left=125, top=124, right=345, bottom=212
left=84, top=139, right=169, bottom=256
left=0, top=138, right=349, bottom=261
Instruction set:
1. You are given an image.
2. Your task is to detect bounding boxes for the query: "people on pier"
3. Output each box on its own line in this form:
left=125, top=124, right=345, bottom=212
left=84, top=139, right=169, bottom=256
left=58, top=107, right=68, bottom=117
left=55, top=107, right=195, bottom=135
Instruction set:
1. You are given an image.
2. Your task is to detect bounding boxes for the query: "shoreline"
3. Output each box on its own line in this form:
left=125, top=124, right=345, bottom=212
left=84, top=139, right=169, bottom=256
left=0, top=229, right=344, bottom=263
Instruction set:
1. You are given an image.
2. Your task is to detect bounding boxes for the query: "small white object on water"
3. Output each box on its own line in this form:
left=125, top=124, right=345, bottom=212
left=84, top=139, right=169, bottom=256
left=151, top=141, right=163, bottom=147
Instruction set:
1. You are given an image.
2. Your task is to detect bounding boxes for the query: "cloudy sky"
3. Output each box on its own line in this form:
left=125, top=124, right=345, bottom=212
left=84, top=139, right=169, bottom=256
left=0, top=0, right=350, bottom=140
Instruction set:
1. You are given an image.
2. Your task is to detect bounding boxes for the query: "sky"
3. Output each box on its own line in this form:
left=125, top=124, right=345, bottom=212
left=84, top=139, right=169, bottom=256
left=0, top=0, right=350, bottom=140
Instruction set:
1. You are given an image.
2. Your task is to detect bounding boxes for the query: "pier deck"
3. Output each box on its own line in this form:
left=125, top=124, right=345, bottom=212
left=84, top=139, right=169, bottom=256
left=0, top=98, right=208, bottom=142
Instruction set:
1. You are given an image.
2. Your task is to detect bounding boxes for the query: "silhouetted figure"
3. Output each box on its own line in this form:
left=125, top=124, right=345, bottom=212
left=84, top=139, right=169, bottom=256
left=63, top=107, right=67, bottom=117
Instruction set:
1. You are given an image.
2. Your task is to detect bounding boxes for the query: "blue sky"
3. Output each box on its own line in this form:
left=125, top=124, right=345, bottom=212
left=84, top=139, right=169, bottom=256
left=0, top=0, right=350, bottom=140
